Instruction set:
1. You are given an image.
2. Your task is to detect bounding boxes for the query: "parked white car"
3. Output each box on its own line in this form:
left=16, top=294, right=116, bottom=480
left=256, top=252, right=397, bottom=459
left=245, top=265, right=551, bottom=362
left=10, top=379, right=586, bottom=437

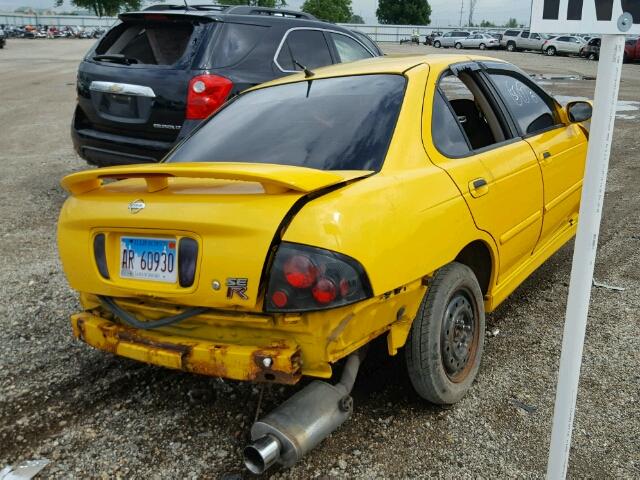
left=542, top=35, right=586, bottom=56
left=455, top=33, right=500, bottom=50
left=433, top=30, right=470, bottom=48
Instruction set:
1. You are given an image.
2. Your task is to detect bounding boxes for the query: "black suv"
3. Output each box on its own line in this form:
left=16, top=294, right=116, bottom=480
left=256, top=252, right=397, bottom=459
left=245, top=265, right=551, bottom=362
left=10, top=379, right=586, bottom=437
left=71, top=4, right=381, bottom=167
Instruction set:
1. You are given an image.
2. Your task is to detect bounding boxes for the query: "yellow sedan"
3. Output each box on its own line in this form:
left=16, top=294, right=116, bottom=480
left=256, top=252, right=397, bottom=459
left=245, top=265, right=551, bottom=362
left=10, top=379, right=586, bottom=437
left=58, top=54, right=590, bottom=472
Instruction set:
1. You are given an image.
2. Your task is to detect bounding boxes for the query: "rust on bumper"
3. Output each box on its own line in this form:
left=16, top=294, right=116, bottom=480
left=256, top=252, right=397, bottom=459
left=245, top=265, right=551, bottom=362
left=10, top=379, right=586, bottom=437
left=71, top=312, right=302, bottom=384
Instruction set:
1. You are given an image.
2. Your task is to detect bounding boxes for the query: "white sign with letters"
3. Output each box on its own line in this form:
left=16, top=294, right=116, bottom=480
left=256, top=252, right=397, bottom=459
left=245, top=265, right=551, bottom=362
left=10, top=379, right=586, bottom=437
left=531, top=0, right=640, bottom=34
left=534, top=2, right=637, bottom=480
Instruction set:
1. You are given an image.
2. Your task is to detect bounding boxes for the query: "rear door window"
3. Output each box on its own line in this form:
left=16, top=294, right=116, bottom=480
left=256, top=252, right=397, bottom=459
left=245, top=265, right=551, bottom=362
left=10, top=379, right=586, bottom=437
left=432, top=90, right=471, bottom=157
left=212, top=22, right=267, bottom=68
left=276, top=29, right=333, bottom=72
left=95, top=21, right=195, bottom=65
left=329, top=33, right=373, bottom=63
left=166, top=75, right=406, bottom=171
left=433, top=71, right=509, bottom=156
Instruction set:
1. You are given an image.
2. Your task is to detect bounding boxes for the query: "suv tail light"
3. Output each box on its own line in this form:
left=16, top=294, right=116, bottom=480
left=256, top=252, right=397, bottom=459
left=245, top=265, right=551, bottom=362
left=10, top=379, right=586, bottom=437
left=186, top=74, right=233, bottom=120
left=265, top=243, right=372, bottom=313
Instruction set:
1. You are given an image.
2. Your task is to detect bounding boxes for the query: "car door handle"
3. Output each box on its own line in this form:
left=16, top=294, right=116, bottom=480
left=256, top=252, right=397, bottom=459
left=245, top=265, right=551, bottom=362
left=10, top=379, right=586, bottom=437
left=542, top=151, right=552, bottom=159
left=473, top=178, right=487, bottom=189
left=469, top=178, right=489, bottom=198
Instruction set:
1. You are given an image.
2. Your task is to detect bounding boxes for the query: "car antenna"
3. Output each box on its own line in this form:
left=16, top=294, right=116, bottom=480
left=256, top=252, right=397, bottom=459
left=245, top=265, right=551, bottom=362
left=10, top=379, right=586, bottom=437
left=293, top=60, right=315, bottom=78
left=183, top=0, right=190, bottom=10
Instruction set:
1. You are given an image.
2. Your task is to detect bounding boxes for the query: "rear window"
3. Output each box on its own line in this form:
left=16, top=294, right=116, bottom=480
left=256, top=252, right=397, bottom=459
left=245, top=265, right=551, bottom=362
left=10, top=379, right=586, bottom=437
left=95, top=20, right=195, bottom=65
left=504, top=30, right=520, bottom=37
left=166, top=75, right=406, bottom=171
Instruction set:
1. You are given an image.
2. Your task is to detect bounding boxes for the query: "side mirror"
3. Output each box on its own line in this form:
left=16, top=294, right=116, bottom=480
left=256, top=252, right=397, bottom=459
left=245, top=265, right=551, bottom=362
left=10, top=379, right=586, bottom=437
left=567, top=101, right=593, bottom=123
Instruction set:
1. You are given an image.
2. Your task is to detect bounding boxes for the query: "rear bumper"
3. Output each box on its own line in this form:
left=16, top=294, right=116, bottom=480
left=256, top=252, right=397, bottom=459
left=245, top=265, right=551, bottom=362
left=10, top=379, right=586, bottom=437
left=71, top=126, right=173, bottom=166
left=71, top=112, right=202, bottom=166
left=71, top=312, right=303, bottom=384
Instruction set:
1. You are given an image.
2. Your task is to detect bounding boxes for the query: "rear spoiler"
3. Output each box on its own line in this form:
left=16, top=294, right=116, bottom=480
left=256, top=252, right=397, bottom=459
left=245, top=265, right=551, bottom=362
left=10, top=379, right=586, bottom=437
left=119, top=12, right=218, bottom=22
left=61, top=162, right=373, bottom=196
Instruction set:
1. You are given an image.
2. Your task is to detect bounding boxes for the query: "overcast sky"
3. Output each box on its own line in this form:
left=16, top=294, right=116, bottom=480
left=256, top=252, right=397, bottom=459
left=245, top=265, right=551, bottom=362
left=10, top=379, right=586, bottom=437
left=0, top=0, right=534, bottom=26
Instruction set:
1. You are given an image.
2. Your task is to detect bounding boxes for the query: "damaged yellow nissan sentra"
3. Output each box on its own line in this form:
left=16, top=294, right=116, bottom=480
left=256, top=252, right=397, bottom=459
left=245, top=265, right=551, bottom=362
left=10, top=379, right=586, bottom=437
left=58, top=55, right=590, bottom=472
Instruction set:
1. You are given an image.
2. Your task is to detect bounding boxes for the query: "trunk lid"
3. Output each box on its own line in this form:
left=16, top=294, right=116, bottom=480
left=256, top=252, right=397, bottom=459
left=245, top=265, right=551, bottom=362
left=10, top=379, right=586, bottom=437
left=76, top=14, right=214, bottom=142
left=58, top=163, right=371, bottom=311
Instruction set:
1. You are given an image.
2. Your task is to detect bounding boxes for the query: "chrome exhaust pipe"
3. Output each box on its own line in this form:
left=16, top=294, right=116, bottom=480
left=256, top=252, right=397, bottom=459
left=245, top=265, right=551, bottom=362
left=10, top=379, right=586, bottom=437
left=243, top=349, right=365, bottom=474
left=243, top=434, right=281, bottom=474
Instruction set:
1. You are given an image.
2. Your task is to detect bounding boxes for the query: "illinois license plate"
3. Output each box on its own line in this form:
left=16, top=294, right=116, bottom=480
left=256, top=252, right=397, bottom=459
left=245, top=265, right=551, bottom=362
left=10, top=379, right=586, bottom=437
left=120, top=236, right=177, bottom=283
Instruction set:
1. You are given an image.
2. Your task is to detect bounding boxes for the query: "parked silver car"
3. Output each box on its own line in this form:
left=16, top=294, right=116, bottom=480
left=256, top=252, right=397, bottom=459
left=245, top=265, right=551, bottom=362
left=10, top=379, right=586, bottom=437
left=543, top=35, right=587, bottom=56
left=455, top=33, right=499, bottom=50
left=433, top=30, right=470, bottom=48
left=500, top=29, right=548, bottom=51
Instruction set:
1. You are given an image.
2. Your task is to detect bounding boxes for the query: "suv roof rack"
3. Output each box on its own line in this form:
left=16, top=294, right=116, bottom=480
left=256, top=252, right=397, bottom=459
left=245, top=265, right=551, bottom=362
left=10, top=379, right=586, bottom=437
left=224, top=5, right=316, bottom=19
left=143, top=4, right=316, bottom=19
left=143, top=4, right=232, bottom=12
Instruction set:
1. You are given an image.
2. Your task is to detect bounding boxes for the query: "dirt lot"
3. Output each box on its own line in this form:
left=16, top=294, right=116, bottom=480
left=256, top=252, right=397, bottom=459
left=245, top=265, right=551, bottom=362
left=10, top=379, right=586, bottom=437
left=0, top=39, right=638, bottom=479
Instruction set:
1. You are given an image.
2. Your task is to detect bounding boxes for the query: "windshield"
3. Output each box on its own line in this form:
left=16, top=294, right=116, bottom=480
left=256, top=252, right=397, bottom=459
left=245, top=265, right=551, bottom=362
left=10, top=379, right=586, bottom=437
left=166, top=74, right=406, bottom=171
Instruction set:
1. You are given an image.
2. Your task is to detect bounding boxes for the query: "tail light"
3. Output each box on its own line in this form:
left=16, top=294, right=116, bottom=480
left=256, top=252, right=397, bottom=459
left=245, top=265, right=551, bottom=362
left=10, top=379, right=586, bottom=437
left=265, top=243, right=372, bottom=313
left=186, top=74, right=233, bottom=120
left=93, top=233, right=109, bottom=279
left=178, top=237, right=198, bottom=288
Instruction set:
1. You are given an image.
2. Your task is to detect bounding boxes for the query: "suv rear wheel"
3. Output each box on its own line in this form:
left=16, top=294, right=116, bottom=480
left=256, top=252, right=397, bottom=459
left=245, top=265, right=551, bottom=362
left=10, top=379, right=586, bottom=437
left=405, top=262, right=485, bottom=405
left=479, top=43, right=486, bottom=50
left=506, top=42, right=516, bottom=52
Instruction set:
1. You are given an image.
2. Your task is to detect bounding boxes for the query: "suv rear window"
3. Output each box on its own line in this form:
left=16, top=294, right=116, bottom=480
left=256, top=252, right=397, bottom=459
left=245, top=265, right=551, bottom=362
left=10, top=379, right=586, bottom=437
left=95, top=20, right=195, bottom=65
left=166, top=75, right=406, bottom=171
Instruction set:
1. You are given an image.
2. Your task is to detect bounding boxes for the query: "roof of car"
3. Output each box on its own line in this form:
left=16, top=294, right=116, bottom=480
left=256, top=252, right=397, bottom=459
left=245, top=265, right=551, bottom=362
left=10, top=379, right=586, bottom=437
left=250, top=54, right=508, bottom=90
left=123, top=6, right=351, bottom=30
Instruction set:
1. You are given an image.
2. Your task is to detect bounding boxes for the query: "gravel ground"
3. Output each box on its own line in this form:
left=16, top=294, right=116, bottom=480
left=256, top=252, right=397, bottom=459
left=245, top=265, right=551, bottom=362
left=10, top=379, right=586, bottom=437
left=0, top=39, right=638, bottom=479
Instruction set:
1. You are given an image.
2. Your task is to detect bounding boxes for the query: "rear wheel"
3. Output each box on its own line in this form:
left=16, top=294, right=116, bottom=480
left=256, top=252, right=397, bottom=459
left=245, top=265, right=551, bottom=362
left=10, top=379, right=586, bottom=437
left=479, top=43, right=486, bottom=50
left=506, top=42, right=516, bottom=52
left=546, top=46, right=556, bottom=56
left=455, top=42, right=463, bottom=49
left=434, top=40, right=441, bottom=48
left=405, top=263, right=485, bottom=405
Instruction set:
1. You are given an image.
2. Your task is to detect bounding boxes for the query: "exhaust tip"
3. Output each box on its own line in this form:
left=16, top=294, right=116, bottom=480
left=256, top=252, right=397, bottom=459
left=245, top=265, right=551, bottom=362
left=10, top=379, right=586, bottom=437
left=243, top=435, right=281, bottom=474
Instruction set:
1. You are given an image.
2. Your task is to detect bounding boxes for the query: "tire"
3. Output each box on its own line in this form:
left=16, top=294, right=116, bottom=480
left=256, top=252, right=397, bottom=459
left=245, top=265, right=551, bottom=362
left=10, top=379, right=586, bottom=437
left=455, top=42, right=462, bottom=49
left=588, top=53, right=597, bottom=60
left=434, top=40, right=441, bottom=48
left=479, top=43, right=486, bottom=50
left=405, top=262, right=485, bottom=405
left=506, top=42, right=516, bottom=52
left=546, top=46, right=556, bottom=56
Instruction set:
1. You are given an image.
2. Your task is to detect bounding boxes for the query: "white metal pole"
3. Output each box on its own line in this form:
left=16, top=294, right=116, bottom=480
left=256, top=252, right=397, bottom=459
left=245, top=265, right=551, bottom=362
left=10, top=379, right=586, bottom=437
left=546, top=34, right=626, bottom=480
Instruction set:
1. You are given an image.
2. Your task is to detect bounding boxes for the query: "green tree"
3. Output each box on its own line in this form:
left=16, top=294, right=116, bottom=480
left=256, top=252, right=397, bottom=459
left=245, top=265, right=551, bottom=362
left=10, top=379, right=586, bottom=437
left=376, top=0, right=431, bottom=25
left=53, top=0, right=142, bottom=17
left=350, top=13, right=365, bottom=24
left=223, top=0, right=288, bottom=7
left=302, top=0, right=352, bottom=23
left=479, top=20, right=496, bottom=28
left=504, top=18, right=518, bottom=28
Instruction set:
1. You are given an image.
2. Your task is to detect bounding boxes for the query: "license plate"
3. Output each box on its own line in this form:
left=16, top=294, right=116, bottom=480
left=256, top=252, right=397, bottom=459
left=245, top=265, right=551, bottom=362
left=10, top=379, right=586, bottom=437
left=120, top=236, right=177, bottom=283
